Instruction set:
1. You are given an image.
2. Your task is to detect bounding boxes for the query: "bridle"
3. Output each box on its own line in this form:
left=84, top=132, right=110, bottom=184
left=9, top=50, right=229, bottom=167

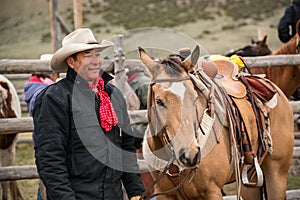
left=141, top=75, right=198, bottom=200
left=147, top=75, right=191, bottom=136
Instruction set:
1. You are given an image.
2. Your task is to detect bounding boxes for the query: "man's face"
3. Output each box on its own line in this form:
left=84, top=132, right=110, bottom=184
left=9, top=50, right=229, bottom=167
left=67, top=48, right=102, bottom=82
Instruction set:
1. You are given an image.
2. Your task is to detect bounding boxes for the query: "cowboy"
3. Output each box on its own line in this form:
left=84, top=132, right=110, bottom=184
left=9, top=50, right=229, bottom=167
left=33, top=28, right=144, bottom=200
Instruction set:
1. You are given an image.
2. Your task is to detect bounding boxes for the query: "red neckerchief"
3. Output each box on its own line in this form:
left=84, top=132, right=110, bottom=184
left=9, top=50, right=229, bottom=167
left=88, top=76, right=118, bottom=132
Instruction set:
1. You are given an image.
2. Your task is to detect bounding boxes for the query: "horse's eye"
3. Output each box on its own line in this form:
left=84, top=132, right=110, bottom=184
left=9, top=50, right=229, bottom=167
left=156, top=99, right=164, bottom=107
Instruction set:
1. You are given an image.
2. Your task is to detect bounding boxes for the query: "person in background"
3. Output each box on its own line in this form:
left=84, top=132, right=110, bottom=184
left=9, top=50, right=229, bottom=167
left=126, top=67, right=149, bottom=115
left=278, top=0, right=300, bottom=43
left=33, top=28, right=144, bottom=200
left=24, top=54, right=55, bottom=200
left=24, top=54, right=55, bottom=115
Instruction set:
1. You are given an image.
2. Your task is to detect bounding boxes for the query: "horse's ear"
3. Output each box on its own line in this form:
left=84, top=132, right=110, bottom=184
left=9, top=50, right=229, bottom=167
left=251, top=38, right=255, bottom=44
left=181, top=45, right=200, bottom=73
left=261, top=35, right=268, bottom=45
left=191, top=45, right=200, bottom=65
left=138, top=47, right=156, bottom=71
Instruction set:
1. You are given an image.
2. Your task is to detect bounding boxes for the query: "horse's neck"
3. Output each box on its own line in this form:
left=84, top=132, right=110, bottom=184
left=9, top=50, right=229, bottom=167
left=272, top=39, right=295, bottom=55
left=257, top=38, right=300, bottom=97
left=266, top=39, right=294, bottom=80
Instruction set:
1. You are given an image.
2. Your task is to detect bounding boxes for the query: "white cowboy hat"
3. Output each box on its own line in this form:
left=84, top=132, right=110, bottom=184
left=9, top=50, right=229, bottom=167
left=51, top=28, right=113, bottom=72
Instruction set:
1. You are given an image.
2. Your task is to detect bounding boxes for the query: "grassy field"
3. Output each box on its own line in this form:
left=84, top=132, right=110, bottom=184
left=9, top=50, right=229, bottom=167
left=0, top=0, right=289, bottom=59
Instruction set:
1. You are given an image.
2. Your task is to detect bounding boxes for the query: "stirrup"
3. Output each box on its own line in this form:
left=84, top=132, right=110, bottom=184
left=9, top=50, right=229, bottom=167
left=241, top=156, right=263, bottom=187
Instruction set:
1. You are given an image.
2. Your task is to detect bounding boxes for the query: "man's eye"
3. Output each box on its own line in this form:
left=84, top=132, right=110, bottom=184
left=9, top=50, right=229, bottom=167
left=85, top=54, right=92, bottom=57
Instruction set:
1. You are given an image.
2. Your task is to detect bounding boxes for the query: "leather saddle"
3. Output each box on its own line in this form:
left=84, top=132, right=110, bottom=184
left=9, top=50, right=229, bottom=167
left=204, top=59, right=247, bottom=98
left=200, top=58, right=277, bottom=187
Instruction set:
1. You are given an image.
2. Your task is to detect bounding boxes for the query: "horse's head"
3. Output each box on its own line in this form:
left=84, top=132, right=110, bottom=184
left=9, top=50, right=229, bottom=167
left=139, top=46, right=204, bottom=169
left=225, top=35, right=272, bottom=57
left=251, top=35, right=272, bottom=56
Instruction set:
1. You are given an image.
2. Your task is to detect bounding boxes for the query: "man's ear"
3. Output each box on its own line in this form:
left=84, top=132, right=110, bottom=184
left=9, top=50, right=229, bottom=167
left=66, top=57, right=75, bottom=69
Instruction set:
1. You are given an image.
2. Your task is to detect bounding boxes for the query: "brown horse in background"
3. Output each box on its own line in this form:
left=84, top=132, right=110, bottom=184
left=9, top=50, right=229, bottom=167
left=225, top=35, right=272, bottom=57
left=0, top=74, right=23, bottom=200
left=139, top=46, right=294, bottom=200
left=249, top=20, right=300, bottom=98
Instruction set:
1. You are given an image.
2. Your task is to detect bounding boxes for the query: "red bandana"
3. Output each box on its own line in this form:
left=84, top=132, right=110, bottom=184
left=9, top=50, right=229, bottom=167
left=89, top=76, right=118, bottom=132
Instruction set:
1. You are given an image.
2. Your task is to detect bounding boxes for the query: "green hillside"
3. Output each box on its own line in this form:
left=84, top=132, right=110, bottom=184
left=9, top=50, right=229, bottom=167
left=0, top=0, right=290, bottom=59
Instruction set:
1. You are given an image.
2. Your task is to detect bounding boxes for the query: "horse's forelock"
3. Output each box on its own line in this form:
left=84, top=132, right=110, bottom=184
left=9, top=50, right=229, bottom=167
left=160, top=56, right=185, bottom=76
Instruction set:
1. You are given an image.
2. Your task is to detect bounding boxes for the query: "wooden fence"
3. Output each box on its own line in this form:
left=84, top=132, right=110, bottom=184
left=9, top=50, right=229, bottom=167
left=1, top=49, right=300, bottom=198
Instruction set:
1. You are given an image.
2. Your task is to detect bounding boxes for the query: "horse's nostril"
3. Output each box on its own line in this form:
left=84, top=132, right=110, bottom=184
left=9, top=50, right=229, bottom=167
left=179, top=147, right=201, bottom=168
left=179, top=148, right=188, bottom=165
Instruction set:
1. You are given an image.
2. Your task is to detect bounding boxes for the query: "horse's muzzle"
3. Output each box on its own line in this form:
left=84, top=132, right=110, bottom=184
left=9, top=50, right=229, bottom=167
left=178, top=146, right=201, bottom=168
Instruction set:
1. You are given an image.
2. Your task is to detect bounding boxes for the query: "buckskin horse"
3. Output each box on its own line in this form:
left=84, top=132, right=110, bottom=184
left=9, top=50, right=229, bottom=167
left=249, top=20, right=300, bottom=98
left=138, top=45, right=294, bottom=200
left=0, top=74, right=23, bottom=200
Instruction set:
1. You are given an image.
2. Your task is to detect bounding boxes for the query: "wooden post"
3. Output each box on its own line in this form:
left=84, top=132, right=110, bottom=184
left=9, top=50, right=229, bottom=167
left=113, top=35, right=126, bottom=94
left=49, top=0, right=62, bottom=52
left=73, top=0, right=83, bottom=29
left=257, top=28, right=268, bottom=42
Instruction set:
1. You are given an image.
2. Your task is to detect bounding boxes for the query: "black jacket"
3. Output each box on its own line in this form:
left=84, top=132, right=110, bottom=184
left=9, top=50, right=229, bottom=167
left=33, top=67, right=144, bottom=200
left=278, top=0, right=300, bottom=43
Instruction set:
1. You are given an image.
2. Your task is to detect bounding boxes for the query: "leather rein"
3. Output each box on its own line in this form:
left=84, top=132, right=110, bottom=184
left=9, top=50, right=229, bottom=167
left=140, top=76, right=197, bottom=200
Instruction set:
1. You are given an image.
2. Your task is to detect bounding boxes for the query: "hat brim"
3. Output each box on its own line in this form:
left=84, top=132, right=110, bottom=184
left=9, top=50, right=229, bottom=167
left=51, top=40, right=113, bottom=72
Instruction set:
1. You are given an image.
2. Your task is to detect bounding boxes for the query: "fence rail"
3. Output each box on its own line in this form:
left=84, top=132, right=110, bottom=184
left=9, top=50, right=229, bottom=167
left=1, top=54, right=300, bottom=74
